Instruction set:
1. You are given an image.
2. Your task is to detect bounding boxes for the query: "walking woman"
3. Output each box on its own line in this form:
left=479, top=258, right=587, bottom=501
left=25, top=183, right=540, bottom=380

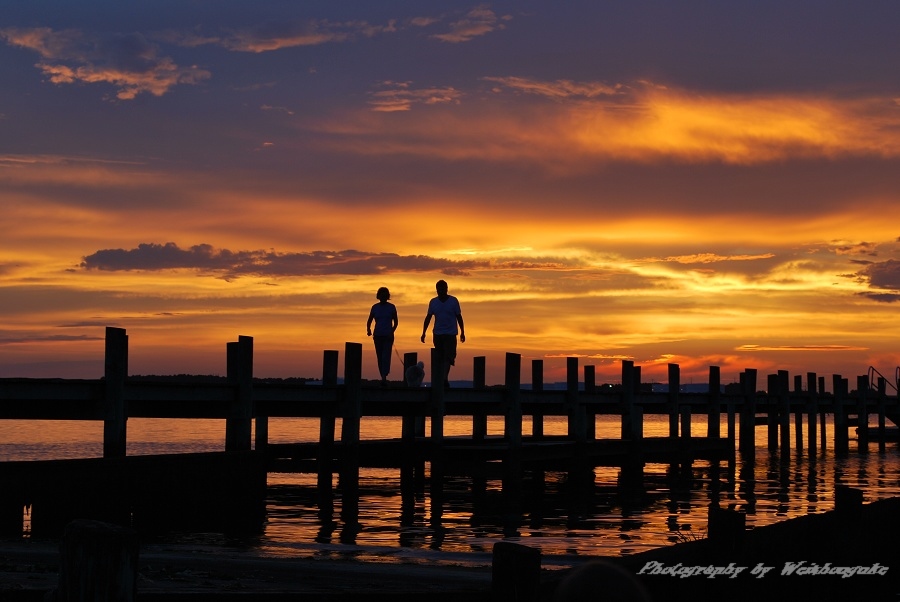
left=366, top=286, right=398, bottom=385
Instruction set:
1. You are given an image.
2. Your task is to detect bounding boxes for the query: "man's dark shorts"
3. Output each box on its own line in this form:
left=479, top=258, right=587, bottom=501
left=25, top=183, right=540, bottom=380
left=432, top=334, right=458, bottom=366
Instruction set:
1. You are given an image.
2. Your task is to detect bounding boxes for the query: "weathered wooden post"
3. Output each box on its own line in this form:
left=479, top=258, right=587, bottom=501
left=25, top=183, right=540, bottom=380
left=57, top=519, right=139, bottom=602
left=621, top=360, right=635, bottom=440
left=877, top=376, right=887, bottom=452
left=566, top=357, right=585, bottom=443
left=584, top=365, right=596, bottom=439
left=856, top=374, right=869, bottom=452
left=793, top=374, right=803, bottom=451
left=833, top=374, right=849, bottom=455
left=818, top=375, right=827, bottom=449
left=503, top=353, right=524, bottom=529
left=473, top=356, right=488, bottom=441
left=739, top=369, right=757, bottom=454
left=318, top=350, right=339, bottom=502
left=668, top=364, right=680, bottom=438
left=504, top=353, right=523, bottom=449
left=340, top=342, right=363, bottom=538
left=778, top=371, right=790, bottom=456
left=103, top=327, right=128, bottom=458
left=806, top=372, right=818, bottom=455
left=430, top=347, right=445, bottom=444
left=531, top=359, right=544, bottom=438
left=226, top=335, right=253, bottom=452
left=766, top=374, right=778, bottom=451
left=707, top=366, right=721, bottom=438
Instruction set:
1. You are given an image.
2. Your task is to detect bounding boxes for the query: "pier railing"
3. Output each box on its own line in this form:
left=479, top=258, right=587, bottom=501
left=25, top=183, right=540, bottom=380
left=1, top=327, right=898, bottom=459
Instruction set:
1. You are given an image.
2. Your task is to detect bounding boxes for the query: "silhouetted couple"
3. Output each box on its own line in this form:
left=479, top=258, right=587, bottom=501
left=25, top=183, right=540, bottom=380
left=366, top=280, right=465, bottom=388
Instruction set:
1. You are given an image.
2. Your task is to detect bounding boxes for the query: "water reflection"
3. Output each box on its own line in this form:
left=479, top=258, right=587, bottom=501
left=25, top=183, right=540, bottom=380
left=2, top=415, right=898, bottom=567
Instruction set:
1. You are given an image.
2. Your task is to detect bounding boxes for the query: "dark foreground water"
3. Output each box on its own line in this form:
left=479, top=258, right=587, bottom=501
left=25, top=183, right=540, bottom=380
left=1, top=415, right=898, bottom=569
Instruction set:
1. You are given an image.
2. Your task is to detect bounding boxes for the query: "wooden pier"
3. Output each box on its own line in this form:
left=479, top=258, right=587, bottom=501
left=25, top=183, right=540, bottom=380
left=1, top=327, right=899, bottom=539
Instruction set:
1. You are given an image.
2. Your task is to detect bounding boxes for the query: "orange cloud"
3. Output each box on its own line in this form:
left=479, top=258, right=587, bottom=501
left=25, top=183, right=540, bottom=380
left=320, top=80, right=900, bottom=168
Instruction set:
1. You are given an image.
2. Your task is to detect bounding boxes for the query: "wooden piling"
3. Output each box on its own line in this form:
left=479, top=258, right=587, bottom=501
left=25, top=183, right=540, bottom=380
left=856, top=375, right=869, bottom=452
left=739, top=369, right=757, bottom=454
left=340, top=342, right=363, bottom=533
left=833, top=375, right=849, bottom=455
left=103, top=327, right=128, bottom=459
left=504, top=353, right=523, bottom=449
left=225, top=336, right=253, bottom=453
left=877, top=377, right=887, bottom=452
left=793, top=374, right=803, bottom=451
left=584, top=365, right=596, bottom=439
left=778, top=371, right=790, bottom=456
left=818, top=375, right=827, bottom=449
left=806, top=372, right=818, bottom=455
left=621, top=360, right=636, bottom=440
left=473, top=356, right=487, bottom=441
left=430, top=347, right=445, bottom=444
left=707, top=366, right=721, bottom=439
left=318, top=350, right=339, bottom=500
left=58, top=519, right=139, bottom=602
left=766, top=374, right=778, bottom=451
left=668, top=364, right=680, bottom=439
left=566, top=357, right=585, bottom=443
left=531, top=359, right=544, bottom=439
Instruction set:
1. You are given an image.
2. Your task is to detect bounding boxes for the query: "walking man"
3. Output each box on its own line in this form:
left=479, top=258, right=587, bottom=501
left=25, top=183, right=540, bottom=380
left=420, top=280, right=465, bottom=388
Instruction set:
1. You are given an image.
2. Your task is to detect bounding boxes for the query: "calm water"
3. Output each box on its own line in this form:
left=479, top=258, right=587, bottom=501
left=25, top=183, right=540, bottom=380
left=1, top=415, right=898, bottom=569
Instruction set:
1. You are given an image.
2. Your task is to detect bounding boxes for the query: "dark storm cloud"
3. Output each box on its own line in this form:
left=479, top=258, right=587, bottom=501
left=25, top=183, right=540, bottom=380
left=861, top=259, right=900, bottom=290
left=79, top=242, right=568, bottom=279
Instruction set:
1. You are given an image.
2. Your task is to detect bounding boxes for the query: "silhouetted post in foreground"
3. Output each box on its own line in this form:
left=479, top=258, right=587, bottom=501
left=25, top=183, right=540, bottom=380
left=103, top=327, right=128, bottom=458
left=58, top=519, right=139, bottom=602
left=225, top=335, right=253, bottom=452
left=318, top=350, right=339, bottom=508
left=340, top=342, right=362, bottom=538
left=502, top=353, right=523, bottom=536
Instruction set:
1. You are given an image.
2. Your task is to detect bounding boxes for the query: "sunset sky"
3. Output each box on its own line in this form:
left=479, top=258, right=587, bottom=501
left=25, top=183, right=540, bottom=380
left=3, top=1, right=900, bottom=388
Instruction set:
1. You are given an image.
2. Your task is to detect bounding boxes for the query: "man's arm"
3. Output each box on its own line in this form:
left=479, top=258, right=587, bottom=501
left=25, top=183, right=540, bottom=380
left=421, top=312, right=433, bottom=343
left=457, top=313, right=465, bottom=343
